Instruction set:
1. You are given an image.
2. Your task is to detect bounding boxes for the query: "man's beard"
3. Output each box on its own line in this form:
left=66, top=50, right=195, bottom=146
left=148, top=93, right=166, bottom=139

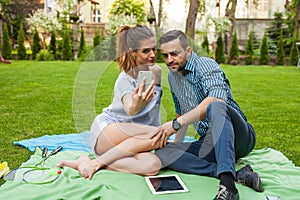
left=167, top=53, right=188, bottom=73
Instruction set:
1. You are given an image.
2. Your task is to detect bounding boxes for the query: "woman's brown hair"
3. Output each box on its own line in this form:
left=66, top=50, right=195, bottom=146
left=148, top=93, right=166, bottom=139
left=116, top=25, right=154, bottom=72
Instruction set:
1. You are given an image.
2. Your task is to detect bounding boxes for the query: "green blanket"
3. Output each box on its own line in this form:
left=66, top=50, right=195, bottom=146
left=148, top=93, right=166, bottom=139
left=1, top=148, right=299, bottom=200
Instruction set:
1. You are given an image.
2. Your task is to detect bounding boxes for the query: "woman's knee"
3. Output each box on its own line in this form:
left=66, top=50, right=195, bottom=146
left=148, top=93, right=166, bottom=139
left=136, top=153, right=161, bottom=176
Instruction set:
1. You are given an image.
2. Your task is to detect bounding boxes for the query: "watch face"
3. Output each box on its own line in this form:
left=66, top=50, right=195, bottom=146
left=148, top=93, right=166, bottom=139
left=173, top=119, right=180, bottom=130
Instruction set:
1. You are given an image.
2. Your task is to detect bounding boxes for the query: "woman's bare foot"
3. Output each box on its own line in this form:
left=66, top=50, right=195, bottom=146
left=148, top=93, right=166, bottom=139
left=57, top=156, right=101, bottom=180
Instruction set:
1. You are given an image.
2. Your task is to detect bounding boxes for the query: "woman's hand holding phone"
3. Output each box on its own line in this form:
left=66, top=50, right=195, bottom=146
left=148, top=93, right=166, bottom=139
left=127, top=71, right=154, bottom=115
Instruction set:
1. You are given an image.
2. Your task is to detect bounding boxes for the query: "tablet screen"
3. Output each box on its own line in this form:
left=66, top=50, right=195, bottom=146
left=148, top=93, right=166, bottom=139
left=145, top=174, right=189, bottom=194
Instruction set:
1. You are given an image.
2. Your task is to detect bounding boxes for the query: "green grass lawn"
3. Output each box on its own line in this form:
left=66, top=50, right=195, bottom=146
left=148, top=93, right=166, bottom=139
left=0, top=61, right=299, bottom=185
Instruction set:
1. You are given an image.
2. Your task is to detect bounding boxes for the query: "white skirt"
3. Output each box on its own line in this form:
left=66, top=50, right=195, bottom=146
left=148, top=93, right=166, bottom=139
left=90, top=112, right=117, bottom=154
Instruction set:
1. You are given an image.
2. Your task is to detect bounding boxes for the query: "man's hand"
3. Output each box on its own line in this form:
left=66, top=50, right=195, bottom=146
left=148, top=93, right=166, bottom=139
left=151, top=121, right=177, bottom=148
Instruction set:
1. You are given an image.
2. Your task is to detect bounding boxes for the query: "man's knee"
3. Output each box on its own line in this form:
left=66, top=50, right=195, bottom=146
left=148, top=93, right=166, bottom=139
left=206, top=100, right=227, bottom=118
left=155, top=144, right=188, bottom=168
left=208, top=101, right=226, bottom=111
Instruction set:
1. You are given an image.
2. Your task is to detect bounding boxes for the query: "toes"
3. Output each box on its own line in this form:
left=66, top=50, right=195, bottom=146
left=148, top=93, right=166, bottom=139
left=56, top=161, right=63, bottom=168
left=79, top=168, right=92, bottom=180
left=56, top=160, right=79, bottom=170
left=58, top=155, right=96, bottom=180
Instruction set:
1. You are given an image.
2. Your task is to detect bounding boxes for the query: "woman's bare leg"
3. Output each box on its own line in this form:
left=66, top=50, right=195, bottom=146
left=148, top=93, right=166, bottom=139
left=58, top=123, right=162, bottom=179
left=95, top=122, right=160, bottom=154
left=105, top=152, right=161, bottom=176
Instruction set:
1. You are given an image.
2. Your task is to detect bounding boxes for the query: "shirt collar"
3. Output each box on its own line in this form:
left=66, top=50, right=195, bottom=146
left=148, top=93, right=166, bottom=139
left=183, top=51, right=196, bottom=75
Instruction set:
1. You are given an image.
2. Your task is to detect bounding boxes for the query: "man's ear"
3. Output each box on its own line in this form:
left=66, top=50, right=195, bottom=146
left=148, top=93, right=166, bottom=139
left=186, top=46, right=192, bottom=54
left=186, top=46, right=192, bottom=57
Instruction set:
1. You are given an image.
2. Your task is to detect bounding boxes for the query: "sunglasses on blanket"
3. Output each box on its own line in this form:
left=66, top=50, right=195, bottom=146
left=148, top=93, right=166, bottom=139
left=4, top=146, right=63, bottom=184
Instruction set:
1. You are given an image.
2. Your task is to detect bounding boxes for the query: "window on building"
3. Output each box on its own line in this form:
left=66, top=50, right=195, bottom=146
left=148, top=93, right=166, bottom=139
left=248, top=0, right=270, bottom=18
left=92, top=9, right=101, bottom=22
left=257, top=0, right=269, bottom=11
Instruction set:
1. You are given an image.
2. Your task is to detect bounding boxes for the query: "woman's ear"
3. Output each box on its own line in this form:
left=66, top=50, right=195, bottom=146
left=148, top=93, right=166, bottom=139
left=129, top=48, right=135, bottom=56
left=129, top=48, right=136, bottom=60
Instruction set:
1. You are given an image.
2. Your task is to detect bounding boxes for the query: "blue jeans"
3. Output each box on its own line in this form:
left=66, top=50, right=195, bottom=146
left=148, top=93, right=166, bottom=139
left=155, top=101, right=256, bottom=179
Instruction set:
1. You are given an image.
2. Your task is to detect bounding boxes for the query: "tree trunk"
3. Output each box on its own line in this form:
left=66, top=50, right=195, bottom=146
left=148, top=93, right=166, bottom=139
left=157, top=0, right=162, bottom=28
left=155, top=0, right=175, bottom=35
left=295, top=0, right=300, bottom=39
left=185, top=0, right=199, bottom=39
left=0, top=3, right=2, bottom=57
left=225, top=0, right=237, bottom=55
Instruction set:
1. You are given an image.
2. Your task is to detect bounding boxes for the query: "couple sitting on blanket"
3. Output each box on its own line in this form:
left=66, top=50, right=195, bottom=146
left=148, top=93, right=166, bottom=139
left=57, top=25, right=263, bottom=200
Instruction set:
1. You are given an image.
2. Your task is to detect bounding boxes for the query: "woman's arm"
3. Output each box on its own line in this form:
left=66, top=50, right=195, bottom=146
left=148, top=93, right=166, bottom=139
left=122, top=65, right=161, bottom=116
left=122, top=80, right=155, bottom=115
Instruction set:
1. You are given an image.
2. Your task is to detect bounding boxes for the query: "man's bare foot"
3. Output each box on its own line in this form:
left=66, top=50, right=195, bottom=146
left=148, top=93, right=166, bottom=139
left=57, top=156, right=101, bottom=180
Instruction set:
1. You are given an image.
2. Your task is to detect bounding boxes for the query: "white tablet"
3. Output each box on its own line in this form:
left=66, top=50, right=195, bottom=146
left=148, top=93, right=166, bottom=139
left=145, top=174, right=189, bottom=195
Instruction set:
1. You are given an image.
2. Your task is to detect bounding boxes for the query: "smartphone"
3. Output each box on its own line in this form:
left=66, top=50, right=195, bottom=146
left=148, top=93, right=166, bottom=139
left=137, top=71, right=153, bottom=89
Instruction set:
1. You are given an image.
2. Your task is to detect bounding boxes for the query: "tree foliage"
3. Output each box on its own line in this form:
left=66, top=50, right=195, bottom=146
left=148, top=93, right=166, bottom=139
left=266, top=12, right=292, bottom=56
left=201, top=34, right=209, bottom=55
left=290, top=36, right=298, bottom=66
left=276, top=29, right=285, bottom=65
left=48, top=32, right=57, bottom=59
left=78, top=30, right=86, bottom=60
left=26, top=9, right=62, bottom=33
left=284, top=1, right=300, bottom=55
left=36, top=49, right=54, bottom=61
left=104, top=14, right=137, bottom=61
left=207, top=16, right=231, bottom=35
left=1, top=22, right=13, bottom=59
left=110, top=0, right=146, bottom=24
left=93, top=33, right=101, bottom=61
left=6, top=0, right=43, bottom=40
left=267, top=12, right=284, bottom=45
left=26, top=9, right=62, bottom=49
left=17, top=24, right=27, bottom=60
left=0, top=0, right=11, bottom=19
left=62, top=29, right=72, bottom=61
left=229, top=29, right=239, bottom=61
left=32, top=29, right=41, bottom=60
left=0, top=0, right=11, bottom=4
left=105, top=15, right=137, bottom=35
left=55, top=0, right=78, bottom=26
left=259, top=32, right=270, bottom=65
left=215, top=35, right=225, bottom=64
left=244, top=30, right=254, bottom=65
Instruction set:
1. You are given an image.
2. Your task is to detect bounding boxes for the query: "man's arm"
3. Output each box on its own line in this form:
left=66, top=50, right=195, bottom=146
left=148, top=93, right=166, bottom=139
left=174, top=125, right=188, bottom=142
left=176, top=97, right=224, bottom=127
left=173, top=113, right=188, bottom=142
left=158, top=97, right=224, bottom=147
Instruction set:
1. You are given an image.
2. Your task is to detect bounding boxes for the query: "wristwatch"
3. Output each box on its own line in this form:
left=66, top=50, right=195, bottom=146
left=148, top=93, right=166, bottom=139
left=172, top=118, right=182, bottom=131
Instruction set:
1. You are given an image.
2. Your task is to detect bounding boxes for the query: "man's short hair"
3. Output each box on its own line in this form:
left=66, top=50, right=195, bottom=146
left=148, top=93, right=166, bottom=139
left=159, top=30, right=190, bottom=49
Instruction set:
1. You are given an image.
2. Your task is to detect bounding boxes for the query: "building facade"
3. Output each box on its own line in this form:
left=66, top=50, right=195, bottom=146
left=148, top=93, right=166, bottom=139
left=43, top=0, right=290, bottom=48
left=44, top=0, right=113, bottom=44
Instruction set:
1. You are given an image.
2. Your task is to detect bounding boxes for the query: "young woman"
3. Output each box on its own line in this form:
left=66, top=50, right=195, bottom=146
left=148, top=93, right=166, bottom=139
left=57, top=25, right=163, bottom=180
